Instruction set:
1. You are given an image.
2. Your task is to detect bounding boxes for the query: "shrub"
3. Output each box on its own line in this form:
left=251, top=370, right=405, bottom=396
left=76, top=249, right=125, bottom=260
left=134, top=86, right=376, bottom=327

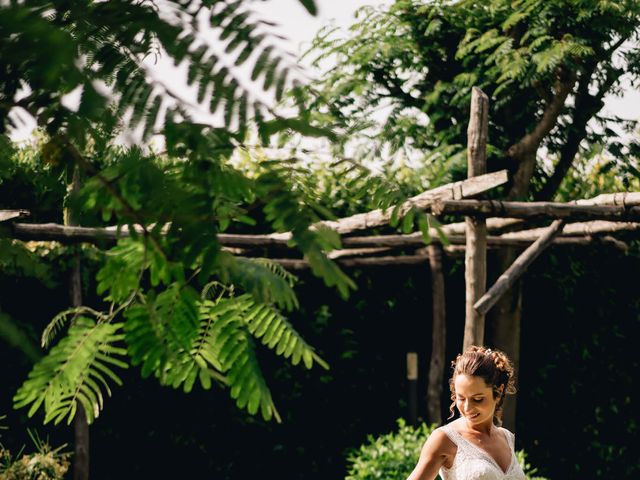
left=345, top=419, right=547, bottom=480
left=0, top=418, right=70, bottom=480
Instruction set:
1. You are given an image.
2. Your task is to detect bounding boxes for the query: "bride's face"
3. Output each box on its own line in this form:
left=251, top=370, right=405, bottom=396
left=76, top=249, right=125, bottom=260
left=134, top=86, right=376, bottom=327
left=454, top=374, right=499, bottom=426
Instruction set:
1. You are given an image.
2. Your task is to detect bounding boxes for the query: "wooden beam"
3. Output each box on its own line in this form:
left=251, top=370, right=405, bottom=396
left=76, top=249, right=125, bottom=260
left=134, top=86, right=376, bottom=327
left=250, top=233, right=625, bottom=269
left=500, top=220, right=640, bottom=238
left=431, top=199, right=640, bottom=221
left=442, top=235, right=627, bottom=253
left=10, top=219, right=638, bottom=251
left=442, top=217, right=526, bottom=236
left=464, top=87, right=489, bottom=350
left=575, top=192, right=640, bottom=206
left=474, top=219, right=566, bottom=316
left=426, top=243, right=446, bottom=426
left=11, top=223, right=122, bottom=243
left=328, top=247, right=392, bottom=259
left=0, top=210, right=29, bottom=222
left=232, top=235, right=626, bottom=261
left=269, top=254, right=432, bottom=270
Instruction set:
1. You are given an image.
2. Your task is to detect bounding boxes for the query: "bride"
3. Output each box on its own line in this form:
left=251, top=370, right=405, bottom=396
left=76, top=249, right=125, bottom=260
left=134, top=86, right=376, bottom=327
left=406, top=346, right=526, bottom=480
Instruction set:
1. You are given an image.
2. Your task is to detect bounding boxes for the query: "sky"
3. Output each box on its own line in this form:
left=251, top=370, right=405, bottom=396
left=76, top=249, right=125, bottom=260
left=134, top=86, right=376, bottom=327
left=252, top=0, right=392, bottom=56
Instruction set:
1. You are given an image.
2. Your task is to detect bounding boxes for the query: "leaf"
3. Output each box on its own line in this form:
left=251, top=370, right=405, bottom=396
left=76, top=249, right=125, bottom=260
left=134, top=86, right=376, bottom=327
left=297, top=0, right=317, bottom=16
left=416, top=211, right=432, bottom=245
left=401, top=207, right=415, bottom=234
left=251, top=46, right=274, bottom=81
left=13, top=317, right=126, bottom=425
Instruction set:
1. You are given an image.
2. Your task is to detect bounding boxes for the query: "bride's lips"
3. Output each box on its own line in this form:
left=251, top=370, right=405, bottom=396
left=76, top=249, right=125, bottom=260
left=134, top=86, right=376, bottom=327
left=466, top=413, right=479, bottom=419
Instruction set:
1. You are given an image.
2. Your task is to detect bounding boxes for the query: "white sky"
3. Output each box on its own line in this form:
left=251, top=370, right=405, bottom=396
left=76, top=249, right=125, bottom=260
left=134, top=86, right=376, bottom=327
left=252, top=0, right=392, bottom=56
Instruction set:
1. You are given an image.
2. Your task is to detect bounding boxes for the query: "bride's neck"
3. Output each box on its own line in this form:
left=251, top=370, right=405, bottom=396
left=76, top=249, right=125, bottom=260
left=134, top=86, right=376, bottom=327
left=463, top=418, right=495, bottom=436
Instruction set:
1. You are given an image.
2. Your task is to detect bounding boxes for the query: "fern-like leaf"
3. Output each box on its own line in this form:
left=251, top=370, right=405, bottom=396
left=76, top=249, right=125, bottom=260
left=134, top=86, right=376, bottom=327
left=13, top=317, right=127, bottom=425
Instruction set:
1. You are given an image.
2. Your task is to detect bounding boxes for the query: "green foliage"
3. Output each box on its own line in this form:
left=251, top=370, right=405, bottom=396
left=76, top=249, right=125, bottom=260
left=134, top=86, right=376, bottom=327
left=0, top=141, right=66, bottom=222
left=0, top=240, right=54, bottom=288
left=121, top=283, right=328, bottom=422
left=0, top=312, right=41, bottom=364
left=552, top=148, right=640, bottom=202
left=345, top=420, right=438, bottom=480
left=344, top=419, right=547, bottom=480
left=14, top=316, right=127, bottom=425
left=303, top=0, right=640, bottom=199
left=12, top=232, right=329, bottom=424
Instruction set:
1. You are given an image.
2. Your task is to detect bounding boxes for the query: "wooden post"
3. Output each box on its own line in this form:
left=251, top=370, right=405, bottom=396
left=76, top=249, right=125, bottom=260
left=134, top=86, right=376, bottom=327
left=406, top=352, right=418, bottom=426
left=463, top=87, right=489, bottom=350
left=426, top=244, right=445, bottom=426
left=65, top=168, right=90, bottom=480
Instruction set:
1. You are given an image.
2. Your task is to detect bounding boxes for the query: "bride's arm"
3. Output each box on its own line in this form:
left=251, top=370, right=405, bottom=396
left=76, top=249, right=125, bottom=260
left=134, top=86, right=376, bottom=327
left=406, top=429, right=454, bottom=480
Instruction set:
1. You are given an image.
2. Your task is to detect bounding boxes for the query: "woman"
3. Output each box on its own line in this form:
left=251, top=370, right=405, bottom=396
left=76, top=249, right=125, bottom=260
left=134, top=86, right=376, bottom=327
left=406, top=346, right=526, bottom=480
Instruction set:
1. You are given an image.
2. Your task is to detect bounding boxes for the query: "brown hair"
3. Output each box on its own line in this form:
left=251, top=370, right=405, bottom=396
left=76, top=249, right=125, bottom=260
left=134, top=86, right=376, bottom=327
left=447, top=345, right=516, bottom=426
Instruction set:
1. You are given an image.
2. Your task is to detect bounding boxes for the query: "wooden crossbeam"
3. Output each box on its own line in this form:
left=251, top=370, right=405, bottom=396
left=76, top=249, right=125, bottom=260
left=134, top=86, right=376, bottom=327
left=500, top=220, right=640, bottom=238
left=575, top=192, right=640, bottom=206
left=268, top=254, right=433, bottom=269
left=473, top=219, right=566, bottom=316
left=431, top=199, right=640, bottom=221
left=9, top=218, right=639, bottom=250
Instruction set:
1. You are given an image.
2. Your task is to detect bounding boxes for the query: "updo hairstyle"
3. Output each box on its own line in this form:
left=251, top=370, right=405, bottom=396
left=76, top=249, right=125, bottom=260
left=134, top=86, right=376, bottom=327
left=447, top=345, right=516, bottom=425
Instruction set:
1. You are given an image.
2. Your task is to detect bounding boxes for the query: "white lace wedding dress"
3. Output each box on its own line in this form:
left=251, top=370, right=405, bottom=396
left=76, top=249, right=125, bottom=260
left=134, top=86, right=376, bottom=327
left=437, top=423, right=526, bottom=480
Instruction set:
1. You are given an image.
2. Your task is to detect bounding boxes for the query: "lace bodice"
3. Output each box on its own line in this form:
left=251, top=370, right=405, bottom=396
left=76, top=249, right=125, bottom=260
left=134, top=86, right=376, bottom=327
left=437, top=423, right=526, bottom=480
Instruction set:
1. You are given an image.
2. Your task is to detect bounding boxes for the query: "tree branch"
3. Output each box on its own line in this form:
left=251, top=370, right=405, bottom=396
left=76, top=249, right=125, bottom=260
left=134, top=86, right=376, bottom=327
left=372, top=68, right=424, bottom=110
left=506, top=76, right=576, bottom=199
left=535, top=59, right=624, bottom=201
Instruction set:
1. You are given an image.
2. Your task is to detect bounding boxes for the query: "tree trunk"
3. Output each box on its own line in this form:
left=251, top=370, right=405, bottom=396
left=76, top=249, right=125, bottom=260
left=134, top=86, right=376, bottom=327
left=487, top=246, right=522, bottom=432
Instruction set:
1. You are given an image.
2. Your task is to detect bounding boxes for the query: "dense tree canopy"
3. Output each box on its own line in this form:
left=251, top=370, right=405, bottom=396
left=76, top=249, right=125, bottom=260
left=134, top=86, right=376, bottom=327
left=304, top=0, right=640, bottom=199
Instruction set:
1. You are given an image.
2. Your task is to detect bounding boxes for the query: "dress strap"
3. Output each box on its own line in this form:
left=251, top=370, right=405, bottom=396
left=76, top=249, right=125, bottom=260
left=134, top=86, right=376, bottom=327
left=500, top=427, right=516, bottom=450
left=439, top=423, right=461, bottom=446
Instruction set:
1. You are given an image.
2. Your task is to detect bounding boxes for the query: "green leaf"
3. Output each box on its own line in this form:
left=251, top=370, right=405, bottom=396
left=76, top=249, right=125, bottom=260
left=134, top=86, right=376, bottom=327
left=297, top=0, right=317, bottom=16
left=13, top=317, right=126, bottom=425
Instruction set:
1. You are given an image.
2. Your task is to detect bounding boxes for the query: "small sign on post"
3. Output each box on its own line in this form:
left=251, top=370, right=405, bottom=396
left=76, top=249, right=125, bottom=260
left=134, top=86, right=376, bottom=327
left=406, top=352, right=418, bottom=426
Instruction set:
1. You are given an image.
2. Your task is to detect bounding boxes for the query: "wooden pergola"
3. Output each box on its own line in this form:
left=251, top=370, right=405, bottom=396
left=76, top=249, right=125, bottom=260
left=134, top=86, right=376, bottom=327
left=2, top=88, right=639, bottom=427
